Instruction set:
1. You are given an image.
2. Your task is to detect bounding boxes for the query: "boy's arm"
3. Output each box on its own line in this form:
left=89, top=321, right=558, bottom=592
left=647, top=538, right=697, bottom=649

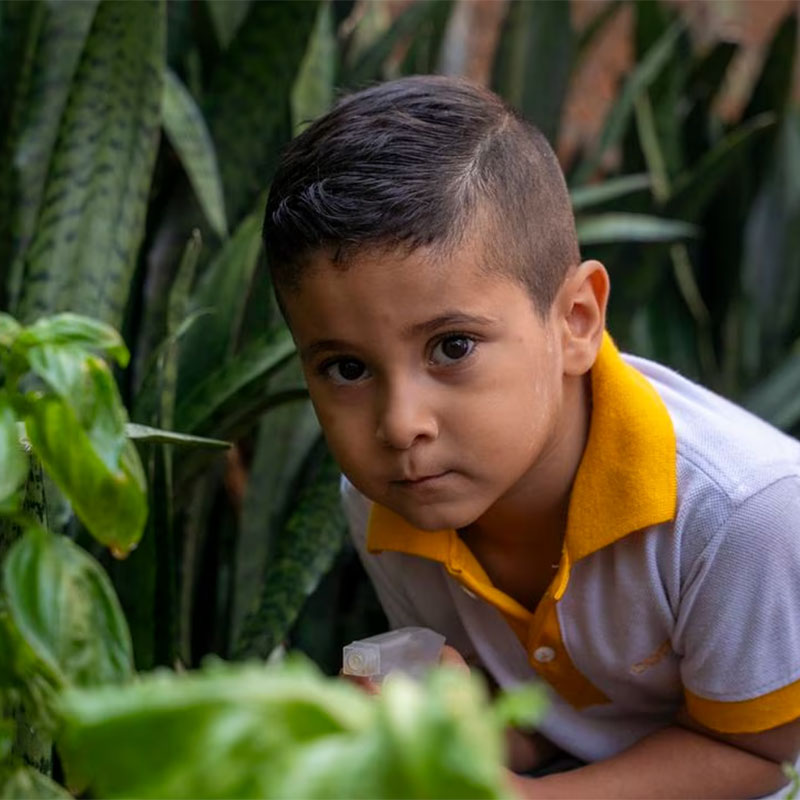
left=509, top=714, right=800, bottom=799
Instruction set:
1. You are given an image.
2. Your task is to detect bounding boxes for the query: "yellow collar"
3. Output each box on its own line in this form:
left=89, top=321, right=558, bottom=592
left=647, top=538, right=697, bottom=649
left=367, top=332, right=676, bottom=581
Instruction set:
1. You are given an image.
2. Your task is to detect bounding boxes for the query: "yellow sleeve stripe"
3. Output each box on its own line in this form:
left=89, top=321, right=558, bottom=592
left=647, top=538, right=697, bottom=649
left=685, top=679, right=800, bottom=733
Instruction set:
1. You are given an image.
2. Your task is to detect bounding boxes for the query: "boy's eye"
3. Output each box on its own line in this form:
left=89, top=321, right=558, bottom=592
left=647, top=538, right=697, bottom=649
left=430, top=335, right=476, bottom=365
left=324, top=358, right=370, bottom=384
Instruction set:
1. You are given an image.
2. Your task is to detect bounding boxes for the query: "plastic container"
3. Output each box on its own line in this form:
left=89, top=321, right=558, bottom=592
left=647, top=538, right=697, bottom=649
left=342, top=626, right=446, bottom=683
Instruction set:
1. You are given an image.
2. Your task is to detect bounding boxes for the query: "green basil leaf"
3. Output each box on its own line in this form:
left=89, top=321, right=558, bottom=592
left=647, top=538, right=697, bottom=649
left=0, top=392, right=28, bottom=506
left=26, top=348, right=127, bottom=474
left=0, top=760, right=72, bottom=798
left=23, top=398, right=146, bottom=556
left=4, top=526, right=133, bottom=688
left=0, top=315, right=22, bottom=350
left=57, top=657, right=371, bottom=799
left=15, top=314, right=129, bottom=366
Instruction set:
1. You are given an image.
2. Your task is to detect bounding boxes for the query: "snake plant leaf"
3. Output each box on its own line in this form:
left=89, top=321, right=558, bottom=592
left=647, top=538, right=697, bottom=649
left=205, top=0, right=251, bottom=50
left=235, top=452, right=346, bottom=660
left=492, top=0, right=573, bottom=145
left=177, top=210, right=262, bottom=400
left=343, top=0, right=440, bottom=88
left=3, top=1, right=98, bottom=309
left=162, top=68, right=228, bottom=240
left=291, top=2, right=336, bottom=134
left=743, top=11, right=798, bottom=120
left=577, top=214, right=698, bottom=245
left=23, top=397, right=146, bottom=556
left=3, top=525, right=133, bottom=689
left=174, top=325, right=297, bottom=437
left=0, top=761, right=72, bottom=799
left=570, top=174, right=652, bottom=211
left=572, top=22, right=682, bottom=185
left=204, top=1, right=318, bottom=227
left=743, top=350, right=800, bottom=432
left=667, top=113, right=776, bottom=222
left=15, top=0, right=165, bottom=329
left=0, top=392, right=27, bottom=507
left=232, top=390, right=319, bottom=643
left=15, top=313, right=129, bottom=367
left=741, top=110, right=800, bottom=357
left=125, top=423, right=229, bottom=450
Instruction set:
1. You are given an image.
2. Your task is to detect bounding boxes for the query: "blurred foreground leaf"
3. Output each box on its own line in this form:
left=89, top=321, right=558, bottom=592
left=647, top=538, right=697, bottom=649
left=57, top=657, right=527, bottom=799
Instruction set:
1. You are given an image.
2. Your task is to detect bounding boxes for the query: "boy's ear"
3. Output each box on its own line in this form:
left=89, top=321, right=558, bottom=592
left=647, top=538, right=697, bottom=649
left=557, top=260, right=609, bottom=376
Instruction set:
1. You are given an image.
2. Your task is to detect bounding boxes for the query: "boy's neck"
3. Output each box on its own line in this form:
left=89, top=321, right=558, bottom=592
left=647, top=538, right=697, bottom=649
left=460, top=372, right=592, bottom=549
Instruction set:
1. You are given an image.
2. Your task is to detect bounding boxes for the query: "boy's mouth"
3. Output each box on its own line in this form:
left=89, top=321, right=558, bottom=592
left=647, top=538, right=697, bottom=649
left=393, top=470, right=453, bottom=487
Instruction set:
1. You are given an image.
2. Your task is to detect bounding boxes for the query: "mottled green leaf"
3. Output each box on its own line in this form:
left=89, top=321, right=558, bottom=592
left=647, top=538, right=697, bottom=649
left=570, top=174, right=651, bottom=211
left=15, top=313, right=129, bottom=366
left=4, top=526, right=133, bottom=688
left=15, top=0, right=165, bottom=328
left=125, top=423, right=229, bottom=450
left=291, top=2, right=336, bottom=133
left=162, top=69, right=227, bottom=240
left=23, top=398, right=146, bottom=556
left=175, top=325, right=297, bottom=436
left=577, top=214, right=698, bottom=245
left=205, top=1, right=318, bottom=226
left=492, top=0, right=573, bottom=144
left=235, top=453, right=345, bottom=660
left=0, top=392, right=27, bottom=505
left=232, top=388, right=319, bottom=642
left=3, top=1, right=98, bottom=308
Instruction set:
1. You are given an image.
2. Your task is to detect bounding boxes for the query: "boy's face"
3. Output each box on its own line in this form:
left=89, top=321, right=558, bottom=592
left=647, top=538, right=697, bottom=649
left=282, top=239, right=575, bottom=532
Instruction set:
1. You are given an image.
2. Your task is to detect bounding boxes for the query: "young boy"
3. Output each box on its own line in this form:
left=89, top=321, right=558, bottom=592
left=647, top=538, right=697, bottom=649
left=262, top=75, right=800, bottom=798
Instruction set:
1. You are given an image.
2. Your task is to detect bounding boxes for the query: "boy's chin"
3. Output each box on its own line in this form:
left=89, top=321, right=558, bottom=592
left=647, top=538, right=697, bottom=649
left=388, top=499, right=482, bottom=533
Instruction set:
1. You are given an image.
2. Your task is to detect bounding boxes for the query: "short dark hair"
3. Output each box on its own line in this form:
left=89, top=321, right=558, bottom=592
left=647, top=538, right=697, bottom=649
left=262, top=75, right=579, bottom=314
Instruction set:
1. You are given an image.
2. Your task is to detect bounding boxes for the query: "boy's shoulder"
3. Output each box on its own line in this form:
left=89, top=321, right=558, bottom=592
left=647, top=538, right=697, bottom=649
left=624, top=352, right=800, bottom=567
left=625, top=351, right=800, bottom=502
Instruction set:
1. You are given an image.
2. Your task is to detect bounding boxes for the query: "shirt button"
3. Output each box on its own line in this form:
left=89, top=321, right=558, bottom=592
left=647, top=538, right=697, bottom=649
left=533, top=646, right=556, bottom=664
left=460, top=585, right=477, bottom=599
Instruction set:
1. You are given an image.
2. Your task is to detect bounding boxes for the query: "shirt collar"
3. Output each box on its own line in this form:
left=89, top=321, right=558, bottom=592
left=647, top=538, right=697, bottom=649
left=367, top=332, right=677, bottom=565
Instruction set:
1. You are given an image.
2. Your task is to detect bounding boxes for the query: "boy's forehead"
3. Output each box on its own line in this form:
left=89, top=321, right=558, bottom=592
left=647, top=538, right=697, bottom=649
left=282, top=241, right=540, bottom=348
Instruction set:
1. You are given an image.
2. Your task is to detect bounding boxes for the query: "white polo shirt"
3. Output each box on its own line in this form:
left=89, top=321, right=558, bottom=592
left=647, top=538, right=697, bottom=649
left=342, top=333, right=800, bottom=763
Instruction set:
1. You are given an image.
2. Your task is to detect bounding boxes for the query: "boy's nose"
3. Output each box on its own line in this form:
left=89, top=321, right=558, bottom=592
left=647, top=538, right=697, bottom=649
left=375, top=383, right=438, bottom=450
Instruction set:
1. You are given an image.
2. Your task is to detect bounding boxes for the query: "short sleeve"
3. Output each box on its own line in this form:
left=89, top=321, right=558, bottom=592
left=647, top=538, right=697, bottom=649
left=340, top=476, right=424, bottom=630
left=676, top=475, right=800, bottom=733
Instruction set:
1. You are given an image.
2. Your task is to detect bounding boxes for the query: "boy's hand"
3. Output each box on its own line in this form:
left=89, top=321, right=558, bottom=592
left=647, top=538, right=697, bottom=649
left=341, top=642, right=470, bottom=695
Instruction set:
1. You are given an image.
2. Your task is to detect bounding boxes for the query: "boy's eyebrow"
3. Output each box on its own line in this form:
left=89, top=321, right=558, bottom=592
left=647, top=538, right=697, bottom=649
left=405, top=312, right=499, bottom=337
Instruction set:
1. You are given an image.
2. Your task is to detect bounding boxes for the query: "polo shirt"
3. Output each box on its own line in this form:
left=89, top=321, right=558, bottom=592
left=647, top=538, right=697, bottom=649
left=341, top=332, right=800, bottom=764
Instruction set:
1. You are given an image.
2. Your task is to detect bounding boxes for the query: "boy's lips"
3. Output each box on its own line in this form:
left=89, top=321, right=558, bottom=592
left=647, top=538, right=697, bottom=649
left=392, top=470, right=454, bottom=487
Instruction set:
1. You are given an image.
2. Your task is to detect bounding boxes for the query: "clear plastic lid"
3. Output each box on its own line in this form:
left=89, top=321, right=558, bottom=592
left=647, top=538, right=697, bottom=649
left=342, top=626, right=446, bottom=682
